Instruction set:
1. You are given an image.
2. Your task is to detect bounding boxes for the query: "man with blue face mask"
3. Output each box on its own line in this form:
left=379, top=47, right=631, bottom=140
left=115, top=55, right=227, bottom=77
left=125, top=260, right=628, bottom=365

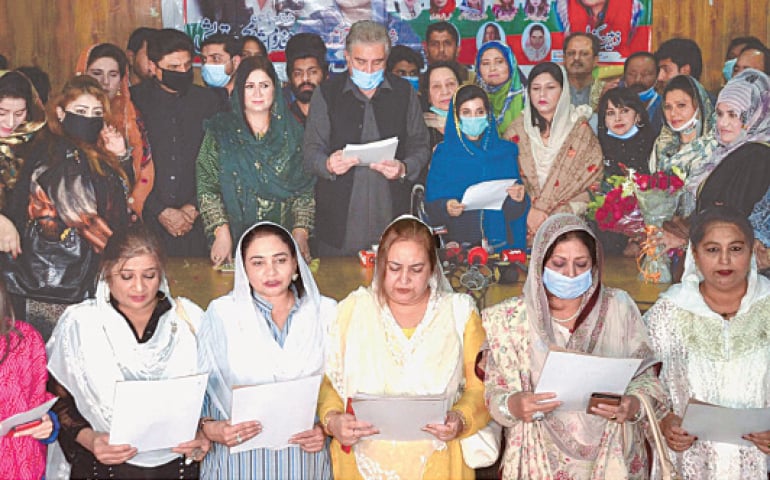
left=621, top=52, right=663, bottom=136
left=386, top=45, right=424, bottom=92
left=200, top=34, right=241, bottom=101
left=304, top=20, right=430, bottom=256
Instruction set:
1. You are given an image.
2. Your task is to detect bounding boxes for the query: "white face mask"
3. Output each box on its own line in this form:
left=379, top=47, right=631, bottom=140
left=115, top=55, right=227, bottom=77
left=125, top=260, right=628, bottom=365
left=668, top=108, right=699, bottom=134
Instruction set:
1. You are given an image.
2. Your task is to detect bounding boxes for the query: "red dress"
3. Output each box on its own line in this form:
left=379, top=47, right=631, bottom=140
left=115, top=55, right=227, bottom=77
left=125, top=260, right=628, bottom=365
left=0, top=320, right=53, bottom=480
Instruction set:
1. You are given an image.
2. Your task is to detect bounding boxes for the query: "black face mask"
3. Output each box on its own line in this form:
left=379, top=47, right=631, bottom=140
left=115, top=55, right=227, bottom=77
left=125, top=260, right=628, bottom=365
left=62, top=112, right=104, bottom=144
left=160, top=67, right=194, bottom=95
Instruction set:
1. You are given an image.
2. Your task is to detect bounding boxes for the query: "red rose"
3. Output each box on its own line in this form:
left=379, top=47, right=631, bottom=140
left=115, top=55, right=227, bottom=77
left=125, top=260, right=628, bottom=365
left=670, top=175, right=684, bottom=190
left=510, top=134, right=520, bottom=143
left=635, top=174, right=650, bottom=190
left=595, top=207, right=608, bottom=223
left=658, top=175, right=669, bottom=190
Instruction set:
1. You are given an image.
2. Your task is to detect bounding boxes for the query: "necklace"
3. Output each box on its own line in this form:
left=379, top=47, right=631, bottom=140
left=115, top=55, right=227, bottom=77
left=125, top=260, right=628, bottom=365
left=699, top=284, right=742, bottom=321
left=550, top=295, right=587, bottom=324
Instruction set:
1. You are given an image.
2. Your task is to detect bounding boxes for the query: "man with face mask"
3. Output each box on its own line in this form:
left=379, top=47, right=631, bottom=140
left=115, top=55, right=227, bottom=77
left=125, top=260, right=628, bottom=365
left=130, top=28, right=223, bottom=256
left=200, top=33, right=241, bottom=101
left=304, top=21, right=430, bottom=256
left=283, top=33, right=328, bottom=127
left=621, top=51, right=663, bottom=136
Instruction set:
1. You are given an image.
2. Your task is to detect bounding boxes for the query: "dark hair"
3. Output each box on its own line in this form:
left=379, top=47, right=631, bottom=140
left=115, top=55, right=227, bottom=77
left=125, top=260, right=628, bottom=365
left=598, top=87, right=650, bottom=129
left=426, top=21, right=460, bottom=46
left=527, top=62, right=564, bottom=134
left=147, top=28, right=194, bottom=63
left=530, top=24, right=545, bottom=35
left=375, top=217, right=437, bottom=303
left=654, top=38, right=703, bottom=80
left=0, top=277, right=20, bottom=366
left=201, top=33, right=241, bottom=58
left=738, top=44, right=770, bottom=75
left=286, top=33, right=328, bottom=74
left=662, top=75, right=700, bottom=110
left=15, top=66, right=50, bottom=104
left=564, top=32, right=599, bottom=57
left=87, top=43, right=129, bottom=79
left=127, top=27, right=157, bottom=53
left=455, top=84, right=490, bottom=113
left=238, top=35, right=268, bottom=56
left=234, top=55, right=278, bottom=124
left=421, top=60, right=463, bottom=100
left=240, top=224, right=305, bottom=297
left=387, top=45, right=424, bottom=73
left=0, top=72, right=34, bottom=111
left=726, top=36, right=764, bottom=60
left=543, top=230, right=597, bottom=267
left=525, top=0, right=548, bottom=17
left=624, top=51, right=657, bottom=72
left=0, top=54, right=7, bottom=70
left=690, top=206, right=754, bottom=248
left=100, top=224, right=167, bottom=286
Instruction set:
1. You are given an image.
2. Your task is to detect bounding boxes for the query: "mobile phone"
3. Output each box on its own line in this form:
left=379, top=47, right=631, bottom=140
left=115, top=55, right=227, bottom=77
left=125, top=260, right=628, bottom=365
left=5, top=419, right=43, bottom=437
left=586, top=392, right=621, bottom=415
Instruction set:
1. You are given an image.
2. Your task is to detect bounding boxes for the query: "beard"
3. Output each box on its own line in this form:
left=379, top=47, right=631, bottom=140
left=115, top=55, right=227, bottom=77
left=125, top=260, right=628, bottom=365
left=626, top=82, right=647, bottom=94
left=292, top=82, right=316, bottom=103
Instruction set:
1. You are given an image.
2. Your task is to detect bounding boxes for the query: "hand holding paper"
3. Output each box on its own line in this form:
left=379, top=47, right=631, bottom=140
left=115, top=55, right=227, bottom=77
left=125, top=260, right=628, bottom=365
left=342, top=137, right=399, bottom=166
left=0, top=397, right=58, bottom=437
left=460, top=179, right=519, bottom=211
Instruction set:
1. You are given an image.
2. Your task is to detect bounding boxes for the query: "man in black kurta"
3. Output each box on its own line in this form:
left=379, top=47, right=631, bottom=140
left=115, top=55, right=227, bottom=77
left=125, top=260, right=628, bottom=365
left=131, top=28, right=223, bottom=256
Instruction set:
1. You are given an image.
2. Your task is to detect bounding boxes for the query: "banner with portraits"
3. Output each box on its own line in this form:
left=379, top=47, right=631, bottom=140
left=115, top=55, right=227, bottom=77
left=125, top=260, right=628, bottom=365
left=162, top=0, right=652, bottom=68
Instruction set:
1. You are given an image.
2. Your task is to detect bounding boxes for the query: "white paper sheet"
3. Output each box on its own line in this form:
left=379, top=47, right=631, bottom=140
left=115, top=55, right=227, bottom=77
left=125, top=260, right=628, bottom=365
left=460, top=179, right=518, bottom=211
left=534, top=351, right=642, bottom=411
left=230, top=375, right=322, bottom=453
left=109, top=373, right=208, bottom=452
left=351, top=394, right=448, bottom=441
left=343, top=136, right=399, bottom=165
left=0, top=397, right=58, bottom=436
left=681, top=400, right=770, bottom=446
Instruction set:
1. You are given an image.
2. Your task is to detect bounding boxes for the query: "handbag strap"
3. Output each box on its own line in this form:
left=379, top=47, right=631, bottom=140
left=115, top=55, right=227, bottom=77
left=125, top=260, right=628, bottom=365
left=635, top=393, right=679, bottom=480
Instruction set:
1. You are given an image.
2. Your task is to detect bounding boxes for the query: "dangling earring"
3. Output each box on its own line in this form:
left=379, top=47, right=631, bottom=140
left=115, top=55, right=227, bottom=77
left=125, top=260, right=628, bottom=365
left=292, top=273, right=299, bottom=281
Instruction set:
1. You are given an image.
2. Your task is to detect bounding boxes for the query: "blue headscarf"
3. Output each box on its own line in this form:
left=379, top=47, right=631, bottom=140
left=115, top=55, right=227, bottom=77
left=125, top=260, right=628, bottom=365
left=475, top=41, right=525, bottom=137
left=425, top=85, right=529, bottom=249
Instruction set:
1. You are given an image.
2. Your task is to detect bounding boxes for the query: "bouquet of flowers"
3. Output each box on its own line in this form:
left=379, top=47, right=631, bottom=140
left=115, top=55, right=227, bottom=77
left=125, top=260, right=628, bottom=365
left=587, top=175, right=646, bottom=238
left=633, top=170, right=685, bottom=283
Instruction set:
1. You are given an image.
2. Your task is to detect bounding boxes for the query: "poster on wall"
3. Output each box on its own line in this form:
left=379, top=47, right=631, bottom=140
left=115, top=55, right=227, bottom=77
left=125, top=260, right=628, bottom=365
left=162, top=0, right=652, bottom=69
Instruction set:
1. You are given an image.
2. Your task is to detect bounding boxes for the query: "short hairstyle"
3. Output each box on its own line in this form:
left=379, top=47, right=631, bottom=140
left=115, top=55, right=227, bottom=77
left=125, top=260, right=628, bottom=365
left=426, top=21, right=460, bottom=46
left=345, top=20, right=391, bottom=54
left=455, top=84, right=490, bottom=113
left=286, top=33, right=328, bottom=74
left=101, top=224, right=167, bottom=283
left=598, top=87, right=651, bottom=129
left=201, top=33, right=241, bottom=58
left=15, top=66, right=50, bottom=104
left=421, top=60, right=463, bottom=99
left=240, top=223, right=305, bottom=297
left=738, top=44, right=770, bottom=75
left=544, top=230, right=598, bottom=268
left=87, top=43, right=129, bottom=79
left=239, top=35, right=268, bottom=56
left=654, top=38, right=703, bottom=80
left=127, top=27, right=157, bottom=53
left=564, top=32, right=599, bottom=57
left=374, top=217, right=437, bottom=303
left=527, top=62, right=564, bottom=134
left=624, top=51, right=657, bottom=72
left=147, top=28, right=194, bottom=63
left=726, top=36, right=765, bottom=60
left=386, top=45, right=424, bottom=73
left=690, top=206, right=754, bottom=248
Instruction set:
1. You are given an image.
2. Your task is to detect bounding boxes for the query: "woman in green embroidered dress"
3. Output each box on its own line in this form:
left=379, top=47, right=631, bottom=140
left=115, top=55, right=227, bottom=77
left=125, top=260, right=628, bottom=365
left=196, top=55, right=315, bottom=266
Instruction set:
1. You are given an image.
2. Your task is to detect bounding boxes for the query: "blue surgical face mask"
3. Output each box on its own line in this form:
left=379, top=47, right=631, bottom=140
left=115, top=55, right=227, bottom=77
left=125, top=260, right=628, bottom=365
left=350, top=67, right=384, bottom=90
left=430, top=106, right=448, bottom=118
left=607, top=123, right=639, bottom=140
left=723, top=58, right=737, bottom=82
left=459, top=115, right=489, bottom=137
left=403, top=75, right=420, bottom=91
left=542, top=267, right=592, bottom=299
left=201, top=63, right=231, bottom=88
left=638, top=85, right=657, bottom=102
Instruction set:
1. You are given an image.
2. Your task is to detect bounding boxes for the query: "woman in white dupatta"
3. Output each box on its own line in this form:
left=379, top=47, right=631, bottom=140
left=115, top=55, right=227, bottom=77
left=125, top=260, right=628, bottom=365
left=483, top=213, right=666, bottom=479
left=46, top=225, right=208, bottom=480
left=318, top=215, right=489, bottom=480
left=645, top=206, right=770, bottom=479
left=197, top=222, right=335, bottom=479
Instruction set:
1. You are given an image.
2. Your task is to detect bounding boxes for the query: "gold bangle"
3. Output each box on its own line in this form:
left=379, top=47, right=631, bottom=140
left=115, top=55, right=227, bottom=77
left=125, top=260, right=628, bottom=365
left=450, top=409, right=468, bottom=434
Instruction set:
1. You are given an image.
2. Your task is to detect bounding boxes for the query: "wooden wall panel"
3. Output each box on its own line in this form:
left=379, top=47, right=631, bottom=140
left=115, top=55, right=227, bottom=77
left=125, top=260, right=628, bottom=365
left=0, top=0, right=768, bottom=96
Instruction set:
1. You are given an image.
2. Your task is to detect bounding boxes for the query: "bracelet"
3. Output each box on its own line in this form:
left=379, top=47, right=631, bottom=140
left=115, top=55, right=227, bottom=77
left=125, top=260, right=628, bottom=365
left=198, top=417, right=215, bottom=433
left=450, top=409, right=468, bottom=434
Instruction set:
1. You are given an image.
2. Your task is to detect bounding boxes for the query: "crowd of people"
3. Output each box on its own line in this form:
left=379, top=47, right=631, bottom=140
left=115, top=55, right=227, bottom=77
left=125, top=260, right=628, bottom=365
left=0, top=15, right=769, bottom=480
